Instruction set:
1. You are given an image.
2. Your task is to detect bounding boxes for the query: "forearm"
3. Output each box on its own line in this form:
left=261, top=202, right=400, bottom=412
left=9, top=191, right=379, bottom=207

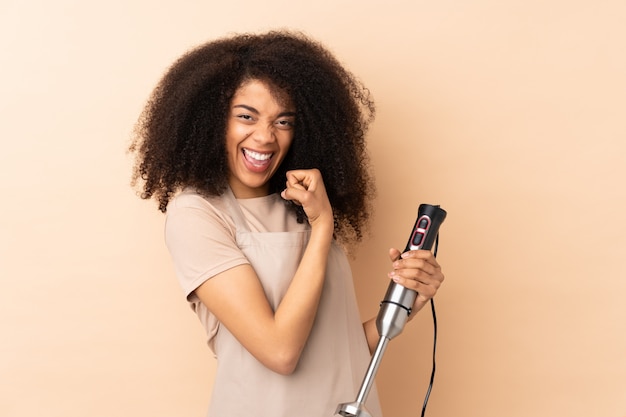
left=362, top=317, right=379, bottom=354
left=198, top=223, right=334, bottom=375
left=272, top=223, right=334, bottom=358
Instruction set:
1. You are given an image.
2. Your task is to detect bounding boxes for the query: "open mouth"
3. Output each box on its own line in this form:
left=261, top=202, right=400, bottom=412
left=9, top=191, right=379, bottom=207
left=242, top=148, right=273, bottom=169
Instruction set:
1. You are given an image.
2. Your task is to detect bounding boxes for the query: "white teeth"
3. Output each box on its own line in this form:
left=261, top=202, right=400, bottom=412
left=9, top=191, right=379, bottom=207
left=243, top=149, right=272, bottom=161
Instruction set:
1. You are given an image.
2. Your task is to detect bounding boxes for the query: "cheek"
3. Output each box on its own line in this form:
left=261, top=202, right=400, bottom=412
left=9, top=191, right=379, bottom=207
left=225, top=125, right=246, bottom=153
left=226, top=123, right=247, bottom=142
left=279, top=132, right=294, bottom=152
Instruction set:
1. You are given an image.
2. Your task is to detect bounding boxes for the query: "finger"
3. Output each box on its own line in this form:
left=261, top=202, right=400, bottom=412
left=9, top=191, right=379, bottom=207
left=390, top=269, right=440, bottom=290
left=285, top=170, right=304, bottom=184
left=281, top=183, right=320, bottom=209
left=400, top=249, right=435, bottom=261
left=282, top=171, right=312, bottom=205
left=280, top=187, right=304, bottom=205
left=393, top=257, right=437, bottom=277
left=285, top=170, right=308, bottom=189
left=286, top=169, right=322, bottom=192
left=401, top=249, right=442, bottom=269
left=388, top=247, right=402, bottom=262
left=389, top=271, right=439, bottom=296
left=391, top=259, right=444, bottom=289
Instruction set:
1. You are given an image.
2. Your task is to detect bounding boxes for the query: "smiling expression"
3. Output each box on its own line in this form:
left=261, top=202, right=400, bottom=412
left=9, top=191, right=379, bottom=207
left=225, top=79, right=296, bottom=198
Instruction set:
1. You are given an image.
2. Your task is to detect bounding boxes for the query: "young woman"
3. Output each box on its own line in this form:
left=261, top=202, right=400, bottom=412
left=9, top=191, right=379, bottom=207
left=130, top=30, right=444, bottom=417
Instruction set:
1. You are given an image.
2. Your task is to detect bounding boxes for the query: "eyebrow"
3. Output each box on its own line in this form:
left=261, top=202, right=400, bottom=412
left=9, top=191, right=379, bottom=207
left=232, top=104, right=296, bottom=118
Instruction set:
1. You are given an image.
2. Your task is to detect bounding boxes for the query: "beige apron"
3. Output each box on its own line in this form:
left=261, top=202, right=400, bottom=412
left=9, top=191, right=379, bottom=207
left=204, top=189, right=382, bottom=417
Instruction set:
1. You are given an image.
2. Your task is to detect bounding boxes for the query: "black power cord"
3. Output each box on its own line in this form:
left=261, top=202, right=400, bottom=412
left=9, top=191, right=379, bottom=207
left=420, top=234, right=439, bottom=417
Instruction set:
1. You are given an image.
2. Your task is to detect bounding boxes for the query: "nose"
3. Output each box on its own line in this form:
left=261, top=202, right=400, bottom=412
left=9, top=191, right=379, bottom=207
left=250, top=123, right=276, bottom=144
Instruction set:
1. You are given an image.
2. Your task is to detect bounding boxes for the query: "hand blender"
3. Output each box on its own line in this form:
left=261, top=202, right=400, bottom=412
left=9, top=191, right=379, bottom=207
left=336, top=204, right=447, bottom=417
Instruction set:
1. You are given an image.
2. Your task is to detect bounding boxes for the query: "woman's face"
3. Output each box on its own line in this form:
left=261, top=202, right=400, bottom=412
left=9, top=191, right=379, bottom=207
left=225, top=79, right=296, bottom=198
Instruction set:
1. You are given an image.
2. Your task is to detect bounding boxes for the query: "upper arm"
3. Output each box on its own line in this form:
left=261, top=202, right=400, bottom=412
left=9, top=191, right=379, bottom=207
left=193, top=264, right=291, bottom=370
left=165, top=195, right=247, bottom=299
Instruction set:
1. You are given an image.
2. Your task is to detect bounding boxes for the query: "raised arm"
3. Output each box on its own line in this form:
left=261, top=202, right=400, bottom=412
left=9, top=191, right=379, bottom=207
left=193, top=169, right=334, bottom=375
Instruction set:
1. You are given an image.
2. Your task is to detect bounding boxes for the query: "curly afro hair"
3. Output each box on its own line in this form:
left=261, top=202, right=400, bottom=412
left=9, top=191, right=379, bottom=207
left=130, top=30, right=376, bottom=245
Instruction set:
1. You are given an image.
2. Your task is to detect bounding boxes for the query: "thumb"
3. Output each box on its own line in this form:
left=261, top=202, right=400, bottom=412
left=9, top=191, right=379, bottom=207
left=280, top=187, right=302, bottom=206
left=388, top=247, right=402, bottom=262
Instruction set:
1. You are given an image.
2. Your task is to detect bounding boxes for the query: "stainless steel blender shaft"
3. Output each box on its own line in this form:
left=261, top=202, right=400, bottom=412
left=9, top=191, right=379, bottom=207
left=336, top=336, right=389, bottom=417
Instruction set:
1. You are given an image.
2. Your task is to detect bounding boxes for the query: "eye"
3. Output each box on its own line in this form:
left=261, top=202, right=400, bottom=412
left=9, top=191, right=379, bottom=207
left=275, top=118, right=295, bottom=129
left=237, top=114, right=254, bottom=121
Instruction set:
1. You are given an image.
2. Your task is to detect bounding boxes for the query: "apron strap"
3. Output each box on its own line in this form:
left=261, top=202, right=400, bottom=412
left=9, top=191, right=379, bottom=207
left=222, top=187, right=251, bottom=232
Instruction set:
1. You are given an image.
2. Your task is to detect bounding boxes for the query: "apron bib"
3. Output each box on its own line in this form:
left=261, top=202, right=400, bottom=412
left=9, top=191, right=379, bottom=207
left=205, top=189, right=382, bottom=417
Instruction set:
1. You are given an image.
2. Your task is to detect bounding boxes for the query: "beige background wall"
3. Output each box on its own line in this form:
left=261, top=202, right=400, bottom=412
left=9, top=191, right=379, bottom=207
left=1, top=1, right=624, bottom=416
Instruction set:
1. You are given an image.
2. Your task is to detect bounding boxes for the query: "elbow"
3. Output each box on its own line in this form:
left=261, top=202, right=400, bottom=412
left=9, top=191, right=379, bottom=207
left=266, top=349, right=301, bottom=375
left=273, top=362, right=298, bottom=376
